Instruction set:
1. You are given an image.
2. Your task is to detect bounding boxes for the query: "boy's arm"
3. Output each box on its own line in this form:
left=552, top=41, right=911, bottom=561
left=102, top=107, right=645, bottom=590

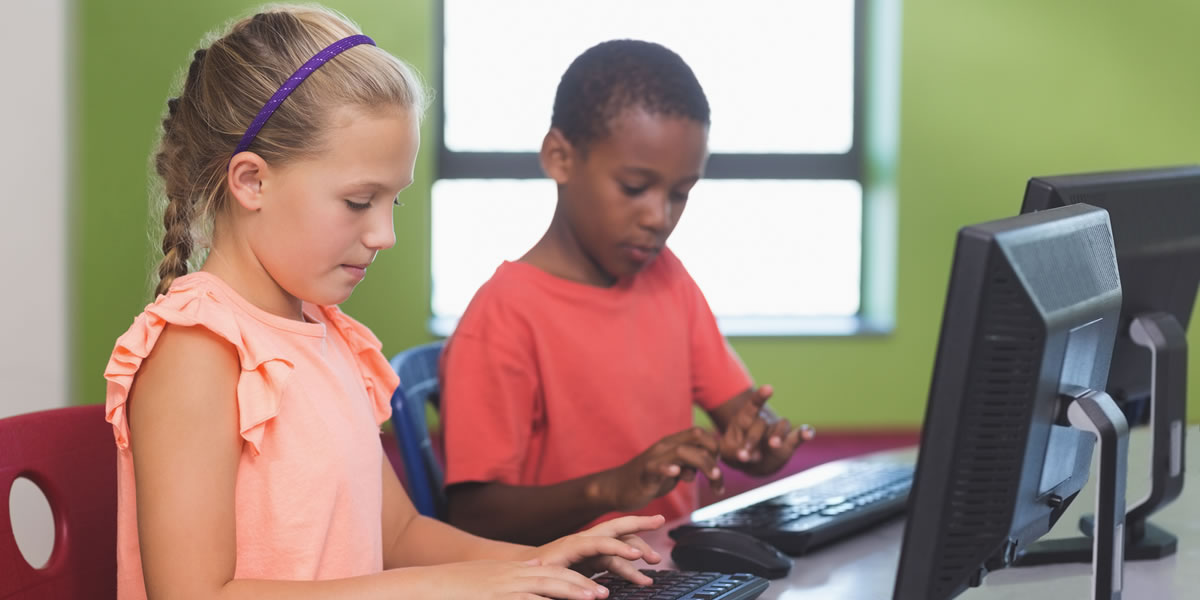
left=445, top=427, right=724, bottom=545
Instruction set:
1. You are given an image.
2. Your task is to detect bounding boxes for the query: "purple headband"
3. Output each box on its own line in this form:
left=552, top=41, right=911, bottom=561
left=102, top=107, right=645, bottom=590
left=232, top=34, right=376, bottom=156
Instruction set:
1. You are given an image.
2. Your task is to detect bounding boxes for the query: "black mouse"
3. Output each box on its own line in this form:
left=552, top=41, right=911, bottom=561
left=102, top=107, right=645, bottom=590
left=670, top=527, right=792, bottom=579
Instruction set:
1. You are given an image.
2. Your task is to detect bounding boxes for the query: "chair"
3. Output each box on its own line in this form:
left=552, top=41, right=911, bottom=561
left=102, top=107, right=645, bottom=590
left=1, top=404, right=117, bottom=600
left=389, top=340, right=446, bottom=519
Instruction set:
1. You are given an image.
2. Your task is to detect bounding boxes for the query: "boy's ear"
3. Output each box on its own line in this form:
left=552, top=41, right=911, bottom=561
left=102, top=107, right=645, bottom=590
left=227, top=152, right=269, bottom=211
left=539, top=128, right=575, bottom=185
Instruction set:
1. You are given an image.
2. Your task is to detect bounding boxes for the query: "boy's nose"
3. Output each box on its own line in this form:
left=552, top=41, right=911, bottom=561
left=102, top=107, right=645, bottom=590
left=639, top=195, right=672, bottom=232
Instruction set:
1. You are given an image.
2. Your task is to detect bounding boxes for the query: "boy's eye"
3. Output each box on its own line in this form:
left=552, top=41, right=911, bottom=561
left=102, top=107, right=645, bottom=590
left=620, top=183, right=647, bottom=196
left=345, top=199, right=371, bottom=210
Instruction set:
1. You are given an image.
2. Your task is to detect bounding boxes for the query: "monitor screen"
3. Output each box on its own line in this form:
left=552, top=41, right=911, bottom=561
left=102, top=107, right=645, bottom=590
left=893, top=204, right=1123, bottom=600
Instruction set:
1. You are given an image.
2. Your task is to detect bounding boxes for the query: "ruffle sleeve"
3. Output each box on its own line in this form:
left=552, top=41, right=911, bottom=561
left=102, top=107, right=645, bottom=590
left=103, top=277, right=295, bottom=456
left=319, top=305, right=398, bottom=426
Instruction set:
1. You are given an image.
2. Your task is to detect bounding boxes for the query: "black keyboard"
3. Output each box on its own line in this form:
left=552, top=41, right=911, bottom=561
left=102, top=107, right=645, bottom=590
left=670, top=458, right=913, bottom=556
left=588, top=570, right=768, bottom=600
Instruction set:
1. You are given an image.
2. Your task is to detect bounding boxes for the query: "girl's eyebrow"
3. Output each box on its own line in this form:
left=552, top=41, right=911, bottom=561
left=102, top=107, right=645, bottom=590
left=341, top=181, right=387, bottom=193
left=341, top=178, right=415, bottom=194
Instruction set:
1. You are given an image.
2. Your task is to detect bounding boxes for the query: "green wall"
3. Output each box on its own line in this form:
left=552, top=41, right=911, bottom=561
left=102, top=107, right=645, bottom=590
left=77, top=1, right=1200, bottom=427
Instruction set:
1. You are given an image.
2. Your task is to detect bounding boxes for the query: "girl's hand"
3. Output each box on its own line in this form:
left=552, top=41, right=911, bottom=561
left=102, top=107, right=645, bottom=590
left=413, top=559, right=613, bottom=600
left=524, top=514, right=666, bottom=586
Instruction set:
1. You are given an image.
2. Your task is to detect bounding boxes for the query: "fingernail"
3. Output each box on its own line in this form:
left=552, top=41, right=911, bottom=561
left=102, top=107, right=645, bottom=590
left=769, top=436, right=782, bottom=447
left=596, top=585, right=608, bottom=595
left=711, top=467, right=721, bottom=478
left=738, top=449, right=750, bottom=461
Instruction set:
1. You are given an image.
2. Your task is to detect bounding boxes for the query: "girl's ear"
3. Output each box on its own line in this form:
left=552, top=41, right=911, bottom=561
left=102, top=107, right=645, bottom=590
left=227, top=152, right=269, bottom=211
left=539, top=128, right=575, bottom=185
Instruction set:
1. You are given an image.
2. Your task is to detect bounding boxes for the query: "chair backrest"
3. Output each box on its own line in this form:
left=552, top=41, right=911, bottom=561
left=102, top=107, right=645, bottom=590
left=389, top=340, right=446, bottom=518
left=1, top=404, right=116, bottom=600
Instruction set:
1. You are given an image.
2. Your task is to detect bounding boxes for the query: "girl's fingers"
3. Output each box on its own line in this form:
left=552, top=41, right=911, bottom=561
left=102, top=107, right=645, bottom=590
left=519, top=565, right=608, bottom=599
left=586, top=514, right=666, bottom=538
left=599, top=556, right=655, bottom=586
left=620, top=533, right=662, bottom=564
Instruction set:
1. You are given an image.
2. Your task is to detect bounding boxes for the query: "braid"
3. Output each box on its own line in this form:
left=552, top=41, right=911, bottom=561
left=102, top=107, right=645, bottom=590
left=151, top=48, right=209, bottom=297
left=154, top=192, right=194, bottom=297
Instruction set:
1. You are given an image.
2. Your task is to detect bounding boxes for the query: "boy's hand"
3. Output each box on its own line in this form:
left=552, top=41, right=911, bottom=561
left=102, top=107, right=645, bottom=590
left=595, top=428, right=724, bottom=512
left=719, top=385, right=814, bottom=476
left=525, top=514, right=666, bottom=587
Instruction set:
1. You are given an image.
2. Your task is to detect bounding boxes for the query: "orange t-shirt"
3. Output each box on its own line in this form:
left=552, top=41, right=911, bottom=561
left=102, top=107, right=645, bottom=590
left=440, top=248, right=751, bottom=525
left=103, top=272, right=397, bottom=599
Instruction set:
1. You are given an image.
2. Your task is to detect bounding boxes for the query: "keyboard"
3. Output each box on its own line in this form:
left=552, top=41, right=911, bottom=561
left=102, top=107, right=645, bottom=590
left=588, top=570, right=768, bottom=600
left=670, top=457, right=914, bottom=556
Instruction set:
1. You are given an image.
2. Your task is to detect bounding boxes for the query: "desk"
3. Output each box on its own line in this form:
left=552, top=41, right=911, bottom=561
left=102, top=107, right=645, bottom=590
left=644, top=428, right=1199, bottom=599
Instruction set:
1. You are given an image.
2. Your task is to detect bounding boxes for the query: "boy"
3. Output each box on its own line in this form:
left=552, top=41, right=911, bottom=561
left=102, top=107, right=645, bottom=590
left=440, top=39, right=812, bottom=545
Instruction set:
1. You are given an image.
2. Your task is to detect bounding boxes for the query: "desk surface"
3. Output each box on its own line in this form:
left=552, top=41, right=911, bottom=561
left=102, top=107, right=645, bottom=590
left=644, top=427, right=1199, bottom=599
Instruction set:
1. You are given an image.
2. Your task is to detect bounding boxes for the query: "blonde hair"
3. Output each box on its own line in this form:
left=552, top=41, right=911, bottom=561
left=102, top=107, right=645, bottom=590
left=152, top=4, right=428, bottom=297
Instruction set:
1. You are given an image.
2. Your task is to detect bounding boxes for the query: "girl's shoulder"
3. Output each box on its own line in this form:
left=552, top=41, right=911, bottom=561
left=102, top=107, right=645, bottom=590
left=102, top=272, right=300, bottom=455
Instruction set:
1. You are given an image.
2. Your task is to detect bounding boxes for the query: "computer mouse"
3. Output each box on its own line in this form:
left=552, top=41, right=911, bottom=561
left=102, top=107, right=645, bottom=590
left=670, top=527, right=792, bottom=579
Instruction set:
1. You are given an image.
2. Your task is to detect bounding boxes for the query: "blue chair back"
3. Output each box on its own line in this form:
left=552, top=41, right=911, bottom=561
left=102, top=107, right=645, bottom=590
left=389, top=341, right=446, bottom=518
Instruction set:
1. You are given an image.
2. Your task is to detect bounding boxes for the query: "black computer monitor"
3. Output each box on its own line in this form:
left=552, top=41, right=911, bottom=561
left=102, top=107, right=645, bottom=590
left=1020, top=165, right=1198, bottom=559
left=893, top=204, right=1129, bottom=600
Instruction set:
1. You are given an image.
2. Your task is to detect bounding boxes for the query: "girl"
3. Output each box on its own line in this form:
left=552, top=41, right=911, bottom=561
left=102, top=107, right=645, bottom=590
left=104, top=5, right=662, bottom=599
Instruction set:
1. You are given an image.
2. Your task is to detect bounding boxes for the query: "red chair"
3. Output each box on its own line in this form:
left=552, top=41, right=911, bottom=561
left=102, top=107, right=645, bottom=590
left=1, top=404, right=116, bottom=599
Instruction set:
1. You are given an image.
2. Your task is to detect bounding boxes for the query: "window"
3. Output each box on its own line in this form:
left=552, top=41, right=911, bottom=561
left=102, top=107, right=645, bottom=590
left=432, top=0, right=895, bottom=336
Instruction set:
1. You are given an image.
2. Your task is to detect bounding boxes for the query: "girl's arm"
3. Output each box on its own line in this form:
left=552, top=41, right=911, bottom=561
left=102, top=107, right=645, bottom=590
left=381, top=456, right=665, bottom=586
left=128, top=324, right=607, bottom=600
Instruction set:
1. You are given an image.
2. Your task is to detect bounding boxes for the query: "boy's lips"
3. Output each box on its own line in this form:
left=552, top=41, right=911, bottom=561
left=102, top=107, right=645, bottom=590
left=622, top=244, right=661, bottom=263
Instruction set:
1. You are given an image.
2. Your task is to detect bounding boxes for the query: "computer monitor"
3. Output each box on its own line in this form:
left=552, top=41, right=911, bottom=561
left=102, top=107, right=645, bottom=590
left=893, top=204, right=1129, bottom=600
left=1020, top=165, right=1198, bottom=559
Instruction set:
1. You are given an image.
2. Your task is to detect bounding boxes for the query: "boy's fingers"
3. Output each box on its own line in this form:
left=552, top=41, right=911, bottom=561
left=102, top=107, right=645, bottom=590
left=678, top=466, right=697, bottom=482
left=800, top=424, right=816, bottom=441
left=757, top=384, right=774, bottom=401
left=740, top=416, right=769, bottom=457
left=723, top=420, right=745, bottom=453
left=674, top=445, right=722, bottom=482
left=657, top=462, right=681, bottom=478
left=766, top=419, right=792, bottom=449
left=685, top=426, right=721, bottom=454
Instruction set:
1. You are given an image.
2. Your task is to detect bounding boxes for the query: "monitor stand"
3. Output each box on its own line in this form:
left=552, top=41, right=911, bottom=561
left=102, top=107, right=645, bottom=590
left=1022, top=312, right=1187, bottom=562
left=1016, top=388, right=1129, bottom=600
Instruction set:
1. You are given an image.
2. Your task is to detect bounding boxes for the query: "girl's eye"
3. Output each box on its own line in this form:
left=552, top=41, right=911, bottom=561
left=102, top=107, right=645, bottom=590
left=393, top=196, right=403, bottom=207
left=345, top=199, right=371, bottom=211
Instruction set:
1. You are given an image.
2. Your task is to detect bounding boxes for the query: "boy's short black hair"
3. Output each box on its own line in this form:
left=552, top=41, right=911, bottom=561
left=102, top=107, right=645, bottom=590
left=551, top=39, right=710, bottom=150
